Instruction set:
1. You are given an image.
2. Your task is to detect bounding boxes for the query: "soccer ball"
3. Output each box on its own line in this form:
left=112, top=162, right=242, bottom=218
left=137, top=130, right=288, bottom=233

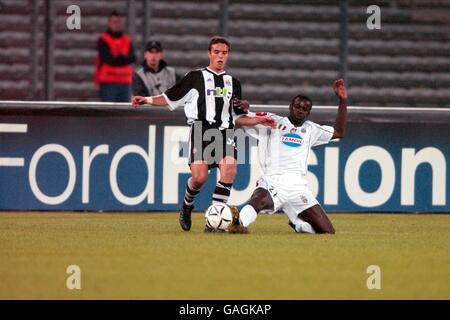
left=205, top=203, right=233, bottom=231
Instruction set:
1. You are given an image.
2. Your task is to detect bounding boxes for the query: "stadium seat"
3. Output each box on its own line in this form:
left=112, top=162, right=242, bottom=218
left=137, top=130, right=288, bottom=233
left=0, top=0, right=449, bottom=107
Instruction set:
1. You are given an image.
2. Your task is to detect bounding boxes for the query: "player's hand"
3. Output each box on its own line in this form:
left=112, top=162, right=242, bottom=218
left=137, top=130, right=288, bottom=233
left=132, top=96, right=147, bottom=108
left=333, top=79, right=347, bottom=100
left=233, top=98, right=250, bottom=112
left=259, top=116, right=276, bottom=129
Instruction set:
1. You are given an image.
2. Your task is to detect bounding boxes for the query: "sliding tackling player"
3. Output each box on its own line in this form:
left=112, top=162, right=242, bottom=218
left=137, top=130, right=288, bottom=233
left=229, top=79, right=348, bottom=234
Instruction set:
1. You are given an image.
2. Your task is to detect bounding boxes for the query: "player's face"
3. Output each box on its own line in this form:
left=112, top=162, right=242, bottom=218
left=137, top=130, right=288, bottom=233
left=144, top=49, right=162, bottom=70
left=208, top=43, right=229, bottom=72
left=289, top=98, right=312, bottom=123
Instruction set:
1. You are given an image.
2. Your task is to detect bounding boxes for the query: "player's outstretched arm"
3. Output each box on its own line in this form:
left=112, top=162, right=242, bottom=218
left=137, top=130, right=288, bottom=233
left=332, top=79, right=348, bottom=139
left=131, top=95, right=168, bottom=108
left=235, top=115, right=276, bottom=128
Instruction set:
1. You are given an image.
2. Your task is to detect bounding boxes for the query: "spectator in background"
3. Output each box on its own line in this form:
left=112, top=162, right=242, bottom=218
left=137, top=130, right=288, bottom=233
left=95, top=11, right=136, bottom=102
left=132, top=40, right=178, bottom=97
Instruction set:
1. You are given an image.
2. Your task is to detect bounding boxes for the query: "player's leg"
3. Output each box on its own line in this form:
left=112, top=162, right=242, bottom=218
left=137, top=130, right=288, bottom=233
left=285, top=188, right=326, bottom=234
left=213, top=156, right=237, bottom=205
left=239, top=188, right=274, bottom=227
left=212, top=128, right=238, bottom=205
left=283, top=203, right=316, bottom=234
left=179, top=161, right=209, bottom=231
left=299, top=205, right=335, bottom=234
left=186, top=161, right=209, bottom=204
left=228, top=184, right=278, bottom=233
left=179, top=123, right=211, bottom=231
left=202, top=156, right=238, bottom=232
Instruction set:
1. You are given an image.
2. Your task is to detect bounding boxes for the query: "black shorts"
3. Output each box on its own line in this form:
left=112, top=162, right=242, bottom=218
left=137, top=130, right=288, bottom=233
left=188, top=121, right=237, bottom=169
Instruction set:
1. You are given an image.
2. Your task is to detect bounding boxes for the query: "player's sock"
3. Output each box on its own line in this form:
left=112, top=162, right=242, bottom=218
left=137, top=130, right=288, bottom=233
left=183, top=178, right=200, bottom=206
left=239, top=204, right=257, bottom=227
left=293, top=218, right=316, bottom=234
left=212, top=181, right=232, bottom=204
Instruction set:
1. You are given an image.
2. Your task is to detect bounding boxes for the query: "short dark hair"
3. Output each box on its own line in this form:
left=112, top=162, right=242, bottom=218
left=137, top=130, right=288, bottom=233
left=109, top=10, right=122, bottom=18
left=208, top=36, right=231, bottom=51
left=291, top=94, right=313, bottom=108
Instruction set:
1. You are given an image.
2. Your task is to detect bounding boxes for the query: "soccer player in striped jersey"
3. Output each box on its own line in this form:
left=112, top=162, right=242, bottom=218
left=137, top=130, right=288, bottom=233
left=132, top=36, right=275, bottom=232
left=228, top=79, right=348, bottom=234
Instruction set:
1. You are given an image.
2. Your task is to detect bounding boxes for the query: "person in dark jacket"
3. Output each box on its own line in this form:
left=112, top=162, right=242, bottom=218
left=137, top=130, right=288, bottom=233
left=95, top=11, right=136, bottom=102
left=132, top=40, right=178, bottom=97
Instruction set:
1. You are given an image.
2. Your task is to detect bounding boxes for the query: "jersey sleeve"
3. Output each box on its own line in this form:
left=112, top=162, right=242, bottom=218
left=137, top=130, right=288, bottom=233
left=309, top=122, right=335, bottom=147
left=242, top=112, right=278, bottom=140
left=162, top=71, right=197, bottom=111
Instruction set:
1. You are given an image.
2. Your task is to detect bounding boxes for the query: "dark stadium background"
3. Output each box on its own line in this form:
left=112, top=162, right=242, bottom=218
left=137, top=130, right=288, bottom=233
left=1, top=0, right=449, bottom=107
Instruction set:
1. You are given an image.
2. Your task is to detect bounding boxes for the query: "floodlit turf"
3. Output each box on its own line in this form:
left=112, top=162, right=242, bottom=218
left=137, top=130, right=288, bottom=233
left=0, top=212, right=449, bottom=300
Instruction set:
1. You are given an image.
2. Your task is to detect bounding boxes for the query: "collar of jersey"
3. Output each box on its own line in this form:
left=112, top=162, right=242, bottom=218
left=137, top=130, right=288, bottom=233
left=205, top=67, right=227, bottom=76
left=286, top=117, right=305, bottom=128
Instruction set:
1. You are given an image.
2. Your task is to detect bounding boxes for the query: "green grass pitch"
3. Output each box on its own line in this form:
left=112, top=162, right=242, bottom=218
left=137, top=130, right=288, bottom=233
left=0, top=212, right=449, bottom=300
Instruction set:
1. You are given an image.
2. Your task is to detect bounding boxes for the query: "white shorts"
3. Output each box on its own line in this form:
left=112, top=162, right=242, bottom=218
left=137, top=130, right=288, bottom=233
left=256, top=174, right=318, bottom=223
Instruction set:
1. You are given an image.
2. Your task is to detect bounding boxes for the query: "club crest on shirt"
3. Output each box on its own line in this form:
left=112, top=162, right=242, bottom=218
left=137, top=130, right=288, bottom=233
left=281, top=133, right=303, bottom=147
left=301, top=195, right=308, bottom=204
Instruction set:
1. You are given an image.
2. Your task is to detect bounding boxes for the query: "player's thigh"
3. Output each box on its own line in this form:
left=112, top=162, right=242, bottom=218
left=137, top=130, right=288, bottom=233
left=299, top=205, right=335, bottom=234
left=249, top=187, right=274, bottom=212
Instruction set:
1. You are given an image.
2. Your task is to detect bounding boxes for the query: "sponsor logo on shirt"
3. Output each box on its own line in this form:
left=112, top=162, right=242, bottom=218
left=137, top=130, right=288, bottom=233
left=207, top=87, right=229, bottom=98
left=281, top=133, right=303, bottom=147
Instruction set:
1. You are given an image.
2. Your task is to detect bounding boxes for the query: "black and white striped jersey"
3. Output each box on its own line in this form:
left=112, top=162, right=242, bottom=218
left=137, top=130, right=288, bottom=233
left=162, top=67, right=247, bottom=129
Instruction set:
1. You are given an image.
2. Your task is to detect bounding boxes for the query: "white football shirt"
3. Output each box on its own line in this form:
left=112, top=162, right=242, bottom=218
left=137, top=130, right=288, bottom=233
left=244, top=112, right=334, bottom=183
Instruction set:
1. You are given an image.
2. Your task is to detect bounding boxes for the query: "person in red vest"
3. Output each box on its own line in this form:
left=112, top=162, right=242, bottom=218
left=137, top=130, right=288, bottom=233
left=95, top=11, right=136, bottom=102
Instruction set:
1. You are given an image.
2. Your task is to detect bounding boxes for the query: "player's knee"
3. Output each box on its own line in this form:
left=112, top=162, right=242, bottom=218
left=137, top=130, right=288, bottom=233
left=191, top=172, right=208, bottom=187
left=317, top=225, right=335, bottom=234
left=325, top=221, right=336, bottom=234
left=250, top=191, right=273, bottom=212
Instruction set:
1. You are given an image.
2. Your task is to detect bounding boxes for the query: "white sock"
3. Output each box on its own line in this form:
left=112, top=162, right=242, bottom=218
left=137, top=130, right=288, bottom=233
left=239, top=204, right=258, bottom=227
left=293, top=218, right=316, bottom=234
